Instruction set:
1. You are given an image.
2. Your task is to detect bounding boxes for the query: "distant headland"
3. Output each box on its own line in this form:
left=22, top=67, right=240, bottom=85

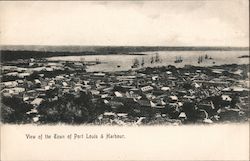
left=1, top=45, right=249, bottom=62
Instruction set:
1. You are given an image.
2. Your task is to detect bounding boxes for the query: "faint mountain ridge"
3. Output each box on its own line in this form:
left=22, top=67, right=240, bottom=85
left=0, top=45, right=97, bottom=52
left=1, top=45, right=249, bottom=52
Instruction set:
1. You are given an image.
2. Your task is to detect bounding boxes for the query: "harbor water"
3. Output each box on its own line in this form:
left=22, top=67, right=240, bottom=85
left=47, top=50, right=249, bottom=72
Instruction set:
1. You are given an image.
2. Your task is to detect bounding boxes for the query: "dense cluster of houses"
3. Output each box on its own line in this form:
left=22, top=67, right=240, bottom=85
left=1, top=59, right=249, bottom=124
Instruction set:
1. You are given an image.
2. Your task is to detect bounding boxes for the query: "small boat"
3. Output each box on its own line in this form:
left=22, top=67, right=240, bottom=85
left=150, top=56, right=155, bottom=64
left=131, top=58, right=140, bottom=68
left=95, top=58, right=101, bottom=64
left=155, top=53, right=160, bottom=63
left=141, top=58, right=145, bottom=67
left=174, top=56, right=183, bottom=63
left=198, top=56, right=203, bottom=64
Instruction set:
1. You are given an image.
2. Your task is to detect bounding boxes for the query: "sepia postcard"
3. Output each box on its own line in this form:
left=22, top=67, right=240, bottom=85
left=0, top=0, right=249, bottom=161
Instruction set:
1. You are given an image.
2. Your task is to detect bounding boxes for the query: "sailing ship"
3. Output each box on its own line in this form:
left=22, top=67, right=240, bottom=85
left=174, top=56, right=183, bottom=63
left=151, top=53, right=162, bottom=64
left=150, top=56, right=155, bottom=64
left=80, top=57, right=86, bottom=65
left=155, top=53, right=161, bottom=63
left=95, top=58, right=101, bottom=64
left=131, top=58, right=140, bottom=68
left=205, top=54, right=213, bottom=60
left=141, top=58, right=145, bottom=67
left=198, top=56, right=203, bottom=64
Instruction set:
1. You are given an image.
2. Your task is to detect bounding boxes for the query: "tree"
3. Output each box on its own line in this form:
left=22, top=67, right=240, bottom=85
left=1, top=96, right=33, bottom=123
left=38, top=91, right=102, bottom=124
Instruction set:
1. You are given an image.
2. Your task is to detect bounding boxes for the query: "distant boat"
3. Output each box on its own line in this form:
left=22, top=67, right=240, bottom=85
left=141, top=58, right=145, bottom=67
left=131, top=58, right=140, bottom=68
left=80, top=57, right=86, bottom=65
left=205, top=54, right=208, bottom=59
left=150, top=56, right=155, bottom=64
left=174, top=56, right=183, bottom=63
left=150, top=53, right=162, bottom=64
left=155, top=53, right=161, bottom=63
left=198, top=56, right=203, bottom=64
left=95, top=58, right=101, bottom=64
left=238, top=55, right=250, bottom=58
left=205, top=54, right=213, bottom=60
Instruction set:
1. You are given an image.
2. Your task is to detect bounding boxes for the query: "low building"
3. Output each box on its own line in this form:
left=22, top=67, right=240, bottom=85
left=31, top=98, right=44, bottom=106
left=141, top=86, right=154, bottom=92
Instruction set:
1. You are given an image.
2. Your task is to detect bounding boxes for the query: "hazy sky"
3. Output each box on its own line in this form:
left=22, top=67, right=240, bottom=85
left=0, top=1, right=249, bottom=46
